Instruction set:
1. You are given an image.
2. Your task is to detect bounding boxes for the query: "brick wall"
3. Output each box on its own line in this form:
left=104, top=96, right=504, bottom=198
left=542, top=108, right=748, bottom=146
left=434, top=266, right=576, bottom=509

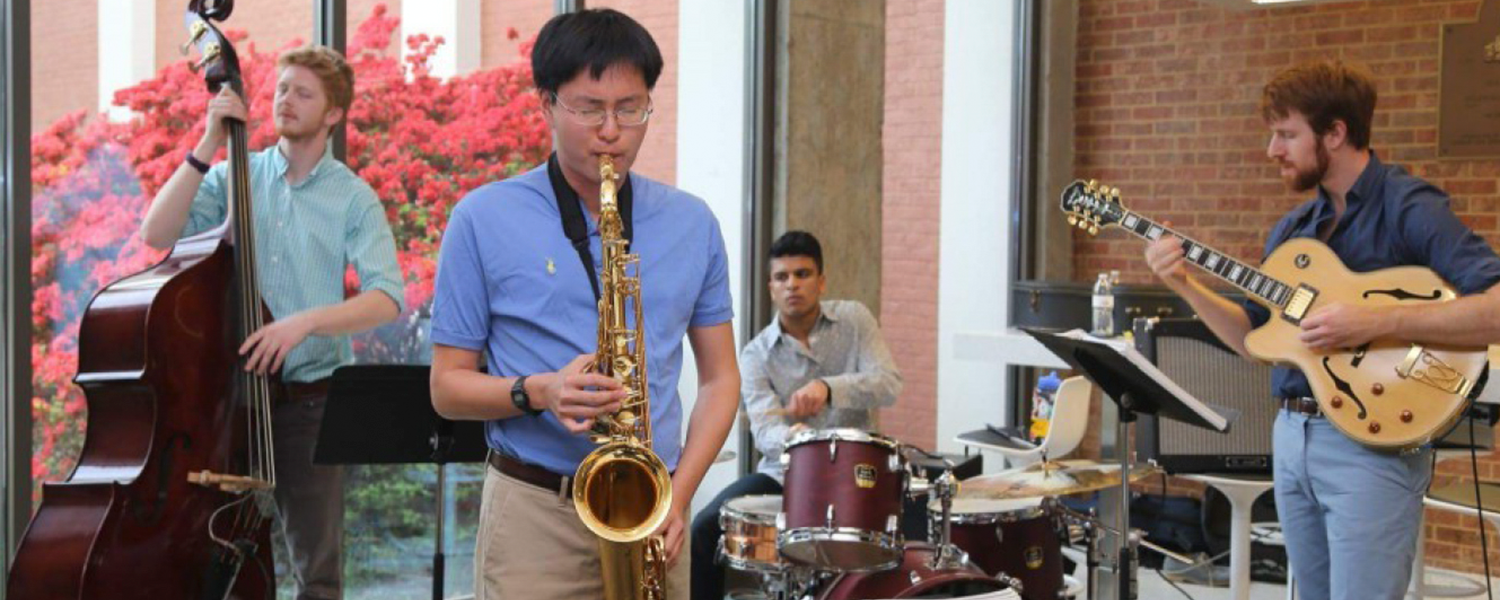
left=30, top=1, right=98, bottom=133
left=585, top=0, right=677, bottom=185
left=1074, top=0, right=1500, bottom=574
left=878, top=0, right=943, bottom=451
left=480, top=0, right=553, bottom=68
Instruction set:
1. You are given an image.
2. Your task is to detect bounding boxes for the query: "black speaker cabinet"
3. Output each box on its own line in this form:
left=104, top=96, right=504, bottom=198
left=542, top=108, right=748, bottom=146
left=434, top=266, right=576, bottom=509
left=1133, top=317, right=1276, bottom=474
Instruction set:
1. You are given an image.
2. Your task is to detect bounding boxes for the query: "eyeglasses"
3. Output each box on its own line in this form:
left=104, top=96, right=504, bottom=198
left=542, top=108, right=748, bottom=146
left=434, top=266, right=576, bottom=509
left=550, top=93, right=653, bottom=128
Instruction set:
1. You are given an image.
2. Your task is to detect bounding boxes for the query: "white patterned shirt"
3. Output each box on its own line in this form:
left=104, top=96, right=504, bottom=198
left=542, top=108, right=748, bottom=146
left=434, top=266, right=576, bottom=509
left=741, top=299, right=903, bottom=482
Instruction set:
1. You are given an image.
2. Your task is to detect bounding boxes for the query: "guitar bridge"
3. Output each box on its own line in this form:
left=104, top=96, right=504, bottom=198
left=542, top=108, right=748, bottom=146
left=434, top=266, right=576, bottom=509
left=1396, top=345, right=1474, bottom=397
left=1281, top=285, right=1319, bottom=324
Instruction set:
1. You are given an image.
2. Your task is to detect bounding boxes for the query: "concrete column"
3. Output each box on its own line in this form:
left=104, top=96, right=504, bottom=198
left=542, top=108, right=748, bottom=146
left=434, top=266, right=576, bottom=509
left=773, top=0, right=884, bottom=313
left=937, top=2, right=1018, bottom=457
left=402, top=0, right=480, bottom=79
left=98, top=0, right=154, bottom=121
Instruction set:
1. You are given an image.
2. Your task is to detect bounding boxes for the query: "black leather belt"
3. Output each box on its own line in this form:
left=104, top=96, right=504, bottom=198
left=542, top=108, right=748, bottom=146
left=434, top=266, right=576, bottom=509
left=276, top=378, right=331, bottom=404
left=1280, top=396, right=1323, bottom=417
left=488, top=451, right=571, bottom=499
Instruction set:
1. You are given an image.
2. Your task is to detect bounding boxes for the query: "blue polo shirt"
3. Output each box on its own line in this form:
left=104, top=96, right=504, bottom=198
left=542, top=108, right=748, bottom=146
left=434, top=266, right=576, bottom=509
left=1244, top=152, right=1500, bottom=400
left=430, top=164, right=734, bottom=475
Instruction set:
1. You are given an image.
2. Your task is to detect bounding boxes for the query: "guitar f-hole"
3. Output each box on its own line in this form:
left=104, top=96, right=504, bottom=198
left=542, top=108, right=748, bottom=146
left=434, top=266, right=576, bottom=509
left=1322, top=357, right=1368, bottom=420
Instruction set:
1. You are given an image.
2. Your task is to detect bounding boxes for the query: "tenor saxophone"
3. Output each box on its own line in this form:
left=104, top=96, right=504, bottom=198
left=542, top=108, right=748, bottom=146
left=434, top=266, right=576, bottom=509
left=572, top=155, right=673, bottom=600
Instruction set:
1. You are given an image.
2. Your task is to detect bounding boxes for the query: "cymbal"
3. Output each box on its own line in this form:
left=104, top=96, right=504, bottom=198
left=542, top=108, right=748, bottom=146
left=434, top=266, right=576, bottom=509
left=956, top=459, right=1162, bottom=500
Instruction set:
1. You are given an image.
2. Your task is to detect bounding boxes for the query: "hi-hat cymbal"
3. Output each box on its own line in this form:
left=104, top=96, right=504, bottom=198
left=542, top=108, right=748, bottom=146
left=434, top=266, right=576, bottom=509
left=956, top=459, right=1162, bottom=500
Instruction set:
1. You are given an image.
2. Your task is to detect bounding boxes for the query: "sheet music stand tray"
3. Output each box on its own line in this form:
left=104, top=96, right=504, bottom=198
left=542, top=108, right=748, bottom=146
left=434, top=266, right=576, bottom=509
left=1023, top=327, right=1237, bottom=600
left=315, top=364, right=488, bottom=600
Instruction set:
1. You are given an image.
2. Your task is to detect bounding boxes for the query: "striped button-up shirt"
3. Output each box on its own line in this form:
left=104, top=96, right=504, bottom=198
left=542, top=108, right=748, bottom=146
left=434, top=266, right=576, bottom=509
left=741, top=299, right=903, bottom=482
left=182, top=144, right=405, bottom=383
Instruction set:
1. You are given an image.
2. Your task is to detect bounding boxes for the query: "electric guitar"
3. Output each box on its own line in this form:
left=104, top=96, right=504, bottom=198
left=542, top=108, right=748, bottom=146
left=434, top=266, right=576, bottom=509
left=1061, top=180, right=1488, bottom=450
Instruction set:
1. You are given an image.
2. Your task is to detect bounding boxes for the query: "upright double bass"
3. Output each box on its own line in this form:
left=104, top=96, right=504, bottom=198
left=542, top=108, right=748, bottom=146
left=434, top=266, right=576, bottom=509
left=7, top=1, right=276, bottom=597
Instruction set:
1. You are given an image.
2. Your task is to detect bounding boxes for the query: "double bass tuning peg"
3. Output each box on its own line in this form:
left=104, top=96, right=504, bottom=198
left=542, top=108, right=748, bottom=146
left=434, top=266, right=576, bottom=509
left=180, top=21, right=207, bottom=56
left=189, top=43, right=221, bottom=74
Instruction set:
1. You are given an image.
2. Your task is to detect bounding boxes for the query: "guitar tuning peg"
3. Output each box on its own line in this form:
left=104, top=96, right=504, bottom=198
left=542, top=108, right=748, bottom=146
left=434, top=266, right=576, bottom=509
left=1088, top=225, right=1099, bottom=235
left=180, top=21, right=207, bottom=56
left=1067, top=216, right=1077, bottom=226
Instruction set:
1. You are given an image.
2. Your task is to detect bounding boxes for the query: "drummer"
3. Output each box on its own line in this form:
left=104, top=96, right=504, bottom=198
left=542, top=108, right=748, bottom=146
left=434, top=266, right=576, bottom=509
left=690, top=230, right=904, bottom=600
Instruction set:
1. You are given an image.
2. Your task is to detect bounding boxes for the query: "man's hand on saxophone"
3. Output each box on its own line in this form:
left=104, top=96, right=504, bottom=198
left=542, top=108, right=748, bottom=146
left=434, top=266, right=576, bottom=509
left=652, top=501, right=689, bottom=567
left=533, top=353, right=627, bottom=434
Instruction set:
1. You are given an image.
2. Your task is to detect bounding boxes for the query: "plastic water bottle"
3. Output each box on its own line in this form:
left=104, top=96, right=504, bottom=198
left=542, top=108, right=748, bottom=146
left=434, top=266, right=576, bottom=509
left=1029, top=371, right=1062, bottom=443
left=1092, top=272, right=1115, bottom=336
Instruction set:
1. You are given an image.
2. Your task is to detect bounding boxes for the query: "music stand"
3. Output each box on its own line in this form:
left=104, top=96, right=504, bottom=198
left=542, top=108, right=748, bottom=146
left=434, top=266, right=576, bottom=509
left=315, top=364, right=488, bottom=600
left=1023, top=327, right=1237, bottom=600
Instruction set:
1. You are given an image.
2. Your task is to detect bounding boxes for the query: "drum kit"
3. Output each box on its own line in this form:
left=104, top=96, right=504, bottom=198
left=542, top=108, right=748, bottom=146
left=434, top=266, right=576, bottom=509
left=718, top=429, right=1168, bottom=600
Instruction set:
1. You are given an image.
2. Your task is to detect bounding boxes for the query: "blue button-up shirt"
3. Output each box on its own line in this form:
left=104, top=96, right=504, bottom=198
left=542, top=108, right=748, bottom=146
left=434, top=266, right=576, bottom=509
left=182, top=145, right=406, bottom=383
left=430, top=164, right=734, bottom=475
left=1244, top=153, right=1500, bottom=399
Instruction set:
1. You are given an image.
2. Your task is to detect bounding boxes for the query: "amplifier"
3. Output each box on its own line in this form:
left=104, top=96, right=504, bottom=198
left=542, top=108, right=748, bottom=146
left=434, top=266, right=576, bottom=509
left=1133, top=317, right=1276, bottom=475
left=1011, top=279, right=1220, bottom=332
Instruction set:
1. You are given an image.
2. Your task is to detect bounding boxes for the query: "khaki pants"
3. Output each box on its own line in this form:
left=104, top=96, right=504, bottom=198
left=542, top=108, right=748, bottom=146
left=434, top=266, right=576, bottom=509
left=475, top=466, right=690, bottom=599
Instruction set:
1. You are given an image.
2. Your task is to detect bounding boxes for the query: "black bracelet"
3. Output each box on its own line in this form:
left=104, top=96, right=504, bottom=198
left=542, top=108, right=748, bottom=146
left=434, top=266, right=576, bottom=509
left=185, top=152, right=211, bottom=175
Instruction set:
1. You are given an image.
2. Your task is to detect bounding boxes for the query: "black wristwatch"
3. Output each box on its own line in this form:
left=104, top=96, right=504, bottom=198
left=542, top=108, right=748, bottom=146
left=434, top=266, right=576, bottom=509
left=511, top=375, right=543, bottom=416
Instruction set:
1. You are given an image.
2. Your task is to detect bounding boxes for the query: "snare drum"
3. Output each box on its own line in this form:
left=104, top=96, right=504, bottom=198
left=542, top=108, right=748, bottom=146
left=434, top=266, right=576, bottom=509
left=779, top=429, right=908, bottom=572
left=720, top=495, right=785, bottom=573
left=816, top=542, right=1010, bottom=599
left=929, top=497, right=1063, bottom=600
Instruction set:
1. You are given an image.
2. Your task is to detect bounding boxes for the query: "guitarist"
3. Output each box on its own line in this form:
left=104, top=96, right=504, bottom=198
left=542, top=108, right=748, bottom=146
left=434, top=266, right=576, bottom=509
left=1145, top=59, right=1500, bottom=600
left=140, top=46, right=405, bottom=600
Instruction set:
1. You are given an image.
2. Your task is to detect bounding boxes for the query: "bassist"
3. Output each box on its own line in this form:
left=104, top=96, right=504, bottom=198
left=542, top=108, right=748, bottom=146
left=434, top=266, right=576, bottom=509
left=140, top=45, right=404, bottom=600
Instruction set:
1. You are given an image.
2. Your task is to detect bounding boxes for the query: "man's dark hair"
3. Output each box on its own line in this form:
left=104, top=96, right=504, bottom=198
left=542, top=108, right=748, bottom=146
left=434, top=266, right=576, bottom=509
left=769, top=231, right=823, bottom=274
left=531, top=9, right=664, bottom=97
left=1260, top=59, right=1377, bottom=150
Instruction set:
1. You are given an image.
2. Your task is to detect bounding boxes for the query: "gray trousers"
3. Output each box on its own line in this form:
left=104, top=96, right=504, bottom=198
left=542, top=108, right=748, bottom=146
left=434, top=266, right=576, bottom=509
left=274, top=391, right=344, bottom=600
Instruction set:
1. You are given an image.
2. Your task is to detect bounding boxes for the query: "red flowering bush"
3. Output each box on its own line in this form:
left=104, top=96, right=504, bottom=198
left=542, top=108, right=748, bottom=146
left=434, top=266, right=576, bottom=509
left=29, top=5, right=550, bottom=492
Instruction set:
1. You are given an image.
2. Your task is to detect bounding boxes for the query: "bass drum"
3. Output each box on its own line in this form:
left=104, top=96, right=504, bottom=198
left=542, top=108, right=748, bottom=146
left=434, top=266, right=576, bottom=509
left=817, top=542, right=1012, bottom=599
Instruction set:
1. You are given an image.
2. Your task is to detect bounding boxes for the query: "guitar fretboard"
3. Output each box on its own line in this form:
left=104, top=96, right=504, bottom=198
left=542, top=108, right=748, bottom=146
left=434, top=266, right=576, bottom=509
left=1112, top=208, right=1294, bottom=307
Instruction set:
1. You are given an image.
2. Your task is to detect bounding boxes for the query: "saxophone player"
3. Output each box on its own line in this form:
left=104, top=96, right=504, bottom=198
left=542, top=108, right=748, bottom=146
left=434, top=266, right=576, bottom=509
left=429, top=8, right=740, bottom=600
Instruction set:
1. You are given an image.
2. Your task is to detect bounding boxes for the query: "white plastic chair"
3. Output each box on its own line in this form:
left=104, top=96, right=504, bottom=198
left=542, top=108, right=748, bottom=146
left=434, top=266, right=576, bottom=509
left=993, top=376, right=1093, bottom=468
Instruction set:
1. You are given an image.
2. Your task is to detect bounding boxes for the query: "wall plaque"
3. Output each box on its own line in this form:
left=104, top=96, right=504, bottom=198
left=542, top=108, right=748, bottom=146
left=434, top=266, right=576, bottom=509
left=1439, top=0, right=1500, bottom=158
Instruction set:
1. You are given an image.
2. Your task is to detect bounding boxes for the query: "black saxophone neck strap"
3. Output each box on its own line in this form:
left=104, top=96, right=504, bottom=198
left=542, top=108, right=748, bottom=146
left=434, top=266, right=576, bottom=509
left=546, top=153, right=634, bottom=302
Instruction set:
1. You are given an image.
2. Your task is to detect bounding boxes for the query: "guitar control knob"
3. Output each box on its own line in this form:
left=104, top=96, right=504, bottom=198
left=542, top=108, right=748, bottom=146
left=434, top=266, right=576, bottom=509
left=1330, top=396, right=1344, bottom=409
left=1401, top=410, right=1413, bottom=423
left=1368, top=422, right=1381, bottom=434
left=1372, top=383, right=1384, bottom=395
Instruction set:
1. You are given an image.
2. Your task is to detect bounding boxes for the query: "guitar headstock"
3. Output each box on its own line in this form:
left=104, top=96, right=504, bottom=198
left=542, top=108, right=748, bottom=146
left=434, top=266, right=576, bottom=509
left=1059, top=179, right=1124, bottom=236
left=183, top=0, right=243, bottom=97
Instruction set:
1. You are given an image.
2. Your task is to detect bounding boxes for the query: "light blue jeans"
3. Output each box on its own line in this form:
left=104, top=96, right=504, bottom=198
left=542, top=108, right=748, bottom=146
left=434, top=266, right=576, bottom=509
left=1273, top=410, right=1432, bottom=600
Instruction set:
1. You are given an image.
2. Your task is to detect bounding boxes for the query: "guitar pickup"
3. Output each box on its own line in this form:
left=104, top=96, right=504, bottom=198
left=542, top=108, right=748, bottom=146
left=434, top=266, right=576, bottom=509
left=1281, top=284, right=1319, bottom=325
left=1396, top=345, right=1474, bottom=397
